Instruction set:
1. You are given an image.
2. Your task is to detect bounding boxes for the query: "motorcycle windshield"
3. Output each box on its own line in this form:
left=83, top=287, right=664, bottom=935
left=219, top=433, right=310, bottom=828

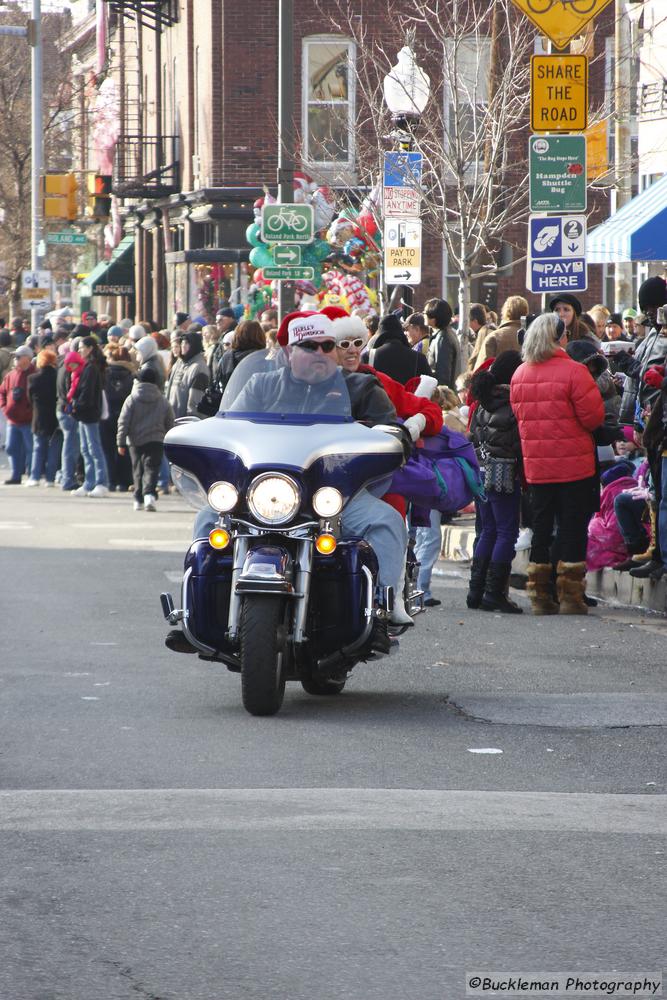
left=220, top=347, right=354, bottom=424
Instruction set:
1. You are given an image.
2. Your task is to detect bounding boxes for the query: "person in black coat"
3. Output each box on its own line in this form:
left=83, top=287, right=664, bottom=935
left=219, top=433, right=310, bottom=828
left=71, top=337, right=110, bottom=496
left=467, top=350, right=524, bottom=614
left=367, top=313, right=431, bottom=385
left=101, top=344, right=135, bottom=491
left=26, top=348, right=59, bottom=486
left=425, top=298, right=460, bottom=389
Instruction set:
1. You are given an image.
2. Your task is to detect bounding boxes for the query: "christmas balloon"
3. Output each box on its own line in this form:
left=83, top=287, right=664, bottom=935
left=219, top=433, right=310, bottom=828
left=249, top=245, right=273, bottom=269
left=245, top=222, right=263, bottom=247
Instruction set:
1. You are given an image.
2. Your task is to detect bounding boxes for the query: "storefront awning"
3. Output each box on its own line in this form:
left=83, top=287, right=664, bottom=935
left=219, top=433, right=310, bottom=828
left=82, top=236, right=135, bottom=296
left=587, top=175, right=667, bottom=263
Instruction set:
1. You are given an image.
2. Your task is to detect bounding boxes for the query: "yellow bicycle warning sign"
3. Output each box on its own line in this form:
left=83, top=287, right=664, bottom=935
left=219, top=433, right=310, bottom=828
left=510, top=0, right=613, bottom=50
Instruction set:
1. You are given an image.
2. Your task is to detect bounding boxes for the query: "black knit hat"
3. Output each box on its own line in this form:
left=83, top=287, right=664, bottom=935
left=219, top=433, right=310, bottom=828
left=548, top=293, right=582, bottom=316
left=489, top=350, right=522, bottom=385
left=377, top=313, right=407, bottom=341
left=638, top=276, right=667, bottom=311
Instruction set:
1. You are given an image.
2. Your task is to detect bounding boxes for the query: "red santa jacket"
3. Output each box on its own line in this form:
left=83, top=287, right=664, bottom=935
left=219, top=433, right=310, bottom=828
left=358, top=364, right=443, bottom=436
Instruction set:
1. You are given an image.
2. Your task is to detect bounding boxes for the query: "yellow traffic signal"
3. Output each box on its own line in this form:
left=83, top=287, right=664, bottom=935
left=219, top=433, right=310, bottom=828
left=43, top=173, right=78, bottom=221
left=87, top=173, right=112, bottom=220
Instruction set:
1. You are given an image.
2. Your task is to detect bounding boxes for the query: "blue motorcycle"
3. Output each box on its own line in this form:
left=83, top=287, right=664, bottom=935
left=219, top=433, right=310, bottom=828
left=160, top=353, right=419, bottom=716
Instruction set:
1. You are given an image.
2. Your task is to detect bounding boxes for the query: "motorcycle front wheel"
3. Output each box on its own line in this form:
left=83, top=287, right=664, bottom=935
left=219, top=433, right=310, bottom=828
left=240, top=596, right=287, bottom=716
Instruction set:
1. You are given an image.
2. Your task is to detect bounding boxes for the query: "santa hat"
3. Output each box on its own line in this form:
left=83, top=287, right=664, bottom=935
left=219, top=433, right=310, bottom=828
left=319, top=306, right=368, bottom=344
left=276, top=310, right=335, bottom=347
left=404, top=374, right=438, bottom=398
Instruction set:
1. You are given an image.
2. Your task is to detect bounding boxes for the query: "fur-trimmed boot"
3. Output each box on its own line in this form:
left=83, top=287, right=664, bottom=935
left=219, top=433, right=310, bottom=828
left=466, top=555, right=490, bottom=609
left=480, top=561, right=523, bottom=614
left=556, top=560, right=588, bottom=615
left=526, top=562, right=560, bottom=615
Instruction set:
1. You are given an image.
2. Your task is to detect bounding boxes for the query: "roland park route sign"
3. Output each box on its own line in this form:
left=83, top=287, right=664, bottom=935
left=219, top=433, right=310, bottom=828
left=510, top=0, right=614, bottom=50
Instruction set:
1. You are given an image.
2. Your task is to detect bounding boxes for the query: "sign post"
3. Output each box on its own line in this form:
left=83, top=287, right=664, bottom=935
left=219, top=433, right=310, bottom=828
left=527, top=215, right=587, bottom=294
left=529, top=135, right=587, bottom=212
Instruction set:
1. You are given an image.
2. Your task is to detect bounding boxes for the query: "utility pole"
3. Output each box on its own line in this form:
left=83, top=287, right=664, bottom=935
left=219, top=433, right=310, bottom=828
left=277, top=0, right=296, bottom=321
left=614, top=0, right=633, bottom=310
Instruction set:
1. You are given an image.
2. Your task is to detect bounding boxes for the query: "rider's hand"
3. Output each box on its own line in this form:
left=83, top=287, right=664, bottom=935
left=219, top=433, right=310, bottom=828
left=117, top=446, right=126, bottom=456
left=403, top=412, right=427, bottom=442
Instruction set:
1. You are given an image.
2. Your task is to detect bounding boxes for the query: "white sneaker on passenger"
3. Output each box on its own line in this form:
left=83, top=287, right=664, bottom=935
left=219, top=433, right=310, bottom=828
left=44, top=481, right=55, bottom=488
left=73, top=485, right=90, bottom=496
left=89, top=484, right=109, bottom=498
left=133, top=500, right=142, bottom=511
left=25, top=478, right=40, bottom=487
left=144, top=494, right=157, bottom=511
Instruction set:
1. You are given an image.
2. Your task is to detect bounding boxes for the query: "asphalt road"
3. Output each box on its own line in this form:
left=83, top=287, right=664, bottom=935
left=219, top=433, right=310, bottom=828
left=0, top=472, right=665, bottom=1000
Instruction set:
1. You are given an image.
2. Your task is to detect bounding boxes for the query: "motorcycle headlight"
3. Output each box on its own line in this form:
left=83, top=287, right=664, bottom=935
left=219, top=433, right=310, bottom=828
left=312, top=486, right=343, bottom=518
left=247, top=474, right=300, bottom=526
left=207, top=481, right=239, bottom=513
left=171, top=464, right=208, bottom=510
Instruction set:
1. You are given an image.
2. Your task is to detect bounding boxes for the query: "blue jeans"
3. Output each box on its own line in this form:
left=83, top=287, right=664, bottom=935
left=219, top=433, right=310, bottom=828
left=613, top=492, right=649, bottom=550
left=5, top=423, right=33, bottom=480
left=193, top=489, right=408, bottom=593
left=30, top=431, right=60, bottom=483
left=659, top=458, right=667, bottom=567
left=414, top=509, right=442, bottom=599
left=78, top=421, right=109, bottom=490
left=474, top=483, right=522, bottom=563
left=57, top=411, right=80, bottom=489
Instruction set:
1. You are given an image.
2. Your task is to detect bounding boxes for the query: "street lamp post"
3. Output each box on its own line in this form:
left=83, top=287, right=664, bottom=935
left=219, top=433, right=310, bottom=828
left=382, top=45, right=430, bottom=314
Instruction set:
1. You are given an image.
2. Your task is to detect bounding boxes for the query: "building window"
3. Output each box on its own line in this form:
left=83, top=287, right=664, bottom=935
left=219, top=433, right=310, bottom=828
left=302, top=36, right=355, bottom=167
left=443, top=36, right=492, bottom=177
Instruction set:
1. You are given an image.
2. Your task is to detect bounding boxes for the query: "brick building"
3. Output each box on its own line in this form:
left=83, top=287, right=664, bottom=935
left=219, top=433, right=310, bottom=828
left=63, top=1, right=619, bottom=325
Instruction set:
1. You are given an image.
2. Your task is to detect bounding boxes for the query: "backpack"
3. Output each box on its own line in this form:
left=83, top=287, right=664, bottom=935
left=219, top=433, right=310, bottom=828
left=391, top=426, right=484, bottom=514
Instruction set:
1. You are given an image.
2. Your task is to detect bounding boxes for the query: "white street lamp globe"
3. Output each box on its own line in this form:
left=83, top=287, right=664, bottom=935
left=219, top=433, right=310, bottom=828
left=383, top=46, right=430, bottom=122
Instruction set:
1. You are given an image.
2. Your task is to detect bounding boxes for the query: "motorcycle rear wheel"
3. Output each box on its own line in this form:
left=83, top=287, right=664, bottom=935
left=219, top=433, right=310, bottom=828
left=301, top=676, right=347, bottom=696
left=240, top=596, right=287, bottom=716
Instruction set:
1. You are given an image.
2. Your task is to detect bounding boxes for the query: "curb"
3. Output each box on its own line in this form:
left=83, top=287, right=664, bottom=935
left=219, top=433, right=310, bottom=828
left=438, top=517, right=667, bottom=615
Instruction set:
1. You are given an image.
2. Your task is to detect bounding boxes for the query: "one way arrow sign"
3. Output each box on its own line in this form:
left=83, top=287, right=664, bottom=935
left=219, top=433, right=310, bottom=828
left=272, top=245, right=302, bottom=266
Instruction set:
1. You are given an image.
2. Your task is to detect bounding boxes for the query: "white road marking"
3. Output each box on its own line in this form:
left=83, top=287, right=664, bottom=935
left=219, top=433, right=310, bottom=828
left=467, top=748, right=503, bottom=755
left=0, top=522, right=31, bottom=530
left=80, top=697, right=99, bottom=701
left=70, top=522, right=188, bottom=529
left=0, top=789, right=664, bottom=833
left=107, top=539, right=186, bottom=549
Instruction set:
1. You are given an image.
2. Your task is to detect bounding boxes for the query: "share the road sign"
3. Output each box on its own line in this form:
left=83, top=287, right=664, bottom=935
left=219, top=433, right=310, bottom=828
left=383, top=218, right=422, bottom=286
left=527, top=215, right=587, bottom=293
left=530, top=55, right=588, bottom=132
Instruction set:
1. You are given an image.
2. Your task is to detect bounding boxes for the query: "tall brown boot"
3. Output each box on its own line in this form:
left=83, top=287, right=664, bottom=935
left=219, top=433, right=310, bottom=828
left=556, top=560, right=588, bottom=614
left=526, top=562, right=559, bottom=615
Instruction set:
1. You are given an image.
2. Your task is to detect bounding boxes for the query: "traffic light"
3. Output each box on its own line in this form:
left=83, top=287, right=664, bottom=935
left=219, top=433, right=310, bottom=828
left=43, top=173, right=78, bottom=221
left=87, top=174, right=112, bottom=220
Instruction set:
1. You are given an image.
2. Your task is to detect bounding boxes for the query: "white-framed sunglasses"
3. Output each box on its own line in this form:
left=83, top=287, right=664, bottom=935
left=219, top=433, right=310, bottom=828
left=337, top=338, right=366, bottom=349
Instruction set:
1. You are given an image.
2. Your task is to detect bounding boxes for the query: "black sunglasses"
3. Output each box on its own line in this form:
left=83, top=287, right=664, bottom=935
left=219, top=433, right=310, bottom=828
left=295, top=339, right=337, bottom=353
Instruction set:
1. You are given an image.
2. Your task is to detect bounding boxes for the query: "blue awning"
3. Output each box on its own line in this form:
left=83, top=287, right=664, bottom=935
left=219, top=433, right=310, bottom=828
left=587, top=174, right=667, bottom=263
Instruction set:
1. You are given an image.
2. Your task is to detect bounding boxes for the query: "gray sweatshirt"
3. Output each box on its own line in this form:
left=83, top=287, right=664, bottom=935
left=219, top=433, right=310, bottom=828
left=117, top=381, right=175, bottom=447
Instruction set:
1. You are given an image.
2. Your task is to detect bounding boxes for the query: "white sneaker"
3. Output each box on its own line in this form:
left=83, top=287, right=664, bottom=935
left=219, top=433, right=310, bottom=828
left=44, top=481, right=55, bottom=488
left=144, top=494, right=157, bottom=512
left=133, top=500, right=143, bottom=511
left=73, top=485, right=90, bottom=496
left=25, top=478, right=40, bottom=487
left=89, top=484, right=110, bottom=498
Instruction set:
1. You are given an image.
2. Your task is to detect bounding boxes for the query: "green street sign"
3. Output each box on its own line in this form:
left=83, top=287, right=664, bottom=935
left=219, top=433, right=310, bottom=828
left=46, top=231, right=87, bottom=245
left=529, top=135, right=587, bottom=213
left=272, top=244, right=302, bottom=265
left=263, top=266, right=315, bottom=281
left=261, top=204, right=314, bottom=244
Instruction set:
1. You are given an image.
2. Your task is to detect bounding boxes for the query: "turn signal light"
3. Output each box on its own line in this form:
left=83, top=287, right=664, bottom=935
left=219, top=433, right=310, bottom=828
left=209, top=528, right=231, bottom=550
left=315, top=533, right=337, bottom=555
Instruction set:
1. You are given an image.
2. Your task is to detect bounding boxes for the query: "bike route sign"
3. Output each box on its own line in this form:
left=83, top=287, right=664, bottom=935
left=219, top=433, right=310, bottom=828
left=261, top=204, right=314, bottom=244
left=263, top=266, right=315, bottom=281
left=530, top=55, right=588, bottom=132
left=529, top=135, right=587, bottom=212
left=509, top=0, right=614, bottom=51
left=527, top=214, right=587, bottom=293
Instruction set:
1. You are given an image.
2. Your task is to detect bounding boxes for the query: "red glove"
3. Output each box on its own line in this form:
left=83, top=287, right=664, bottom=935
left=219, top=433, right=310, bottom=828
left=643, top=365, right=665, bottom=389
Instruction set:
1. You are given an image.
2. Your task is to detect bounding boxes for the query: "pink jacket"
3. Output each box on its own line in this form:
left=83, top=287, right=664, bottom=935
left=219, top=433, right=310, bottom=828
left=586, top=475, right=638, bottom=571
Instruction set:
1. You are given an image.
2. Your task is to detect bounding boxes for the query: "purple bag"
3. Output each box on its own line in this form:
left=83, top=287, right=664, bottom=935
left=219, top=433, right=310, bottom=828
left=390, top=426, right=484, bottom=515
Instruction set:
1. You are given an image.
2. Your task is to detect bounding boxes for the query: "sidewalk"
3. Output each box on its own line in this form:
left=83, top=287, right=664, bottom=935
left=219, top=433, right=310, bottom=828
left=439, top=514, right=667, bottom=615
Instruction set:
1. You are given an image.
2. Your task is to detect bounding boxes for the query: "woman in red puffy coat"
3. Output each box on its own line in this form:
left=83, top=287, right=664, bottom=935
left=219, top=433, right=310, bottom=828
left=510, top=313, right=605, bottom=615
